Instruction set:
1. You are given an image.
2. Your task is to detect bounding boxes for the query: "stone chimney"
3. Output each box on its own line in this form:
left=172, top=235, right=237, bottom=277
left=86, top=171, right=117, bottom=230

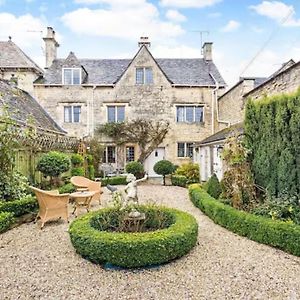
left=138, top=36, right=151, bottom=48
left=43, top=27, right=59, bottom=68
left=202, top=42, right=213, bottom=61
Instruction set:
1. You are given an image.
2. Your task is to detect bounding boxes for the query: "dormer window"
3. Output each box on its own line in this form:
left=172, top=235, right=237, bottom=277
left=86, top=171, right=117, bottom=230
left=63, top=68, right=81, bottom=85
left=136, top=67, right=153, bottom=85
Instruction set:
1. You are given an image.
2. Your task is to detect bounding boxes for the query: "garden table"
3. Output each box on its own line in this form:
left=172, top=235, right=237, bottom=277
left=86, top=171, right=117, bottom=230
left=70, top=191, right=95, bottom=217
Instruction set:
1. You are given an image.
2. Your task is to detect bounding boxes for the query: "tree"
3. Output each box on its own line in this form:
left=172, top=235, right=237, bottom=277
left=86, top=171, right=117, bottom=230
left=96, top=119, right=170, bottom=163
left=125, top=161, right=144, bottom=179
left=153, top=160, right=174, bottom=185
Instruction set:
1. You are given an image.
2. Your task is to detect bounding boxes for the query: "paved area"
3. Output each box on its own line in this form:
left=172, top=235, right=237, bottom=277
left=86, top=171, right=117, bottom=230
left=1, top=185, right=300, bottom=300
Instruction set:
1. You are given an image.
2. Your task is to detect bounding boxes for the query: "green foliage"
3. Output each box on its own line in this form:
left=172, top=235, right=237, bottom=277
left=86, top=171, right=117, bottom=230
left=125, top=161, right=144, bottom=178
left=0, top=172, right=29, bottom=201
left=244, top=91, right=300, bottom=197
left=37, top=151, right=70, bottom=178
left=0, top=195, right=37, bottom=217
left=0, top=212, right=15, bottom=233
left=58, top=183, right=76, bottom=194
left=87, top=138, right=104, bottom=177
left=86, top=154, right=94, bottom=165
left=71, top=167, right=85, bottom=177
left=171, top=175, right=188, bottom=187
left=71, top=154, right=84, bottom=167
left=101, top=176, right=127, bottom=186
left=205, top=174, right=222, bottom=199
left=69, top=205, right=198, bottom=268
left=189, top=184, right=300, bottom=257
left=154, top=160, right=174, bottom=185
left=87, top=165, right=95, bottom=180
left=175, top=163, right=200, bottom=184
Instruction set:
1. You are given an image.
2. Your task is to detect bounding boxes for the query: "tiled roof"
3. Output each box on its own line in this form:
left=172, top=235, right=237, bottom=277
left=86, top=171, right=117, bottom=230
left=0, top=40, right=43, bottom=74
left=0, top=79, right=65, bottom=134
left=37, top=51, right=226, bottom=86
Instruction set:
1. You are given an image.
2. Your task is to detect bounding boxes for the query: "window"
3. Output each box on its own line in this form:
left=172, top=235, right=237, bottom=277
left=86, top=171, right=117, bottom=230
left=126, top=146, right=135, bottom=162
left=176, top=106, right=204, bottom=123
left=64, top=105, right=81, bottom=123
left=177, top=142, right=194, bottom=158
left=107, top=106, right=125, bottom=123
left=63, top=68, right=81, bottom=85
left=136, top=67, right=153, bottom=85
left=103, top=146, right=116, bottom=163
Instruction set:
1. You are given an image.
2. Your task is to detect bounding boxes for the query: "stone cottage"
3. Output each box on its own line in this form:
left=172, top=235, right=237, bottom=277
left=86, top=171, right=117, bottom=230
left=34, top=27, right=226, bottom=176
left=0, top=38, right=43, bottom=95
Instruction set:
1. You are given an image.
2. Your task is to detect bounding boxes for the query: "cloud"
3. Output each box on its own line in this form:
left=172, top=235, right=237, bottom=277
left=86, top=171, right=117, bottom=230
left=250, top=1, right=300, bottom=26
left=166, top=9, right=186, bottom=22
left=61, top=3, right=184, bottom=41
left=160, top=0, right=222, bottom=8
left=75, top=0, right=145, bottom=6
left=221, top=20, right=240, bottom=32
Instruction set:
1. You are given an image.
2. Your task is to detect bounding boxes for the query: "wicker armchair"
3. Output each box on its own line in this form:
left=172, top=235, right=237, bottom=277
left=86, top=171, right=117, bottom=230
left=30, top=186, right=70, bottom=229
left=70, top=176, right=102, bottom=204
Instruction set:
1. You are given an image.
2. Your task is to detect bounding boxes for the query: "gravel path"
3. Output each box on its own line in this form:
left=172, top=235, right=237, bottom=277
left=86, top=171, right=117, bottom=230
left=1, top=185, right=300, bottom=300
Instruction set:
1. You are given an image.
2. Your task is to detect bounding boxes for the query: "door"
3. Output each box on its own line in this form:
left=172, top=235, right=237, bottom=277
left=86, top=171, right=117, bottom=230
left=200, top=146, right=211, bottom=181
left=144, top=148, right=165, bottom=177
left=213, top=145, right=223, bottom=180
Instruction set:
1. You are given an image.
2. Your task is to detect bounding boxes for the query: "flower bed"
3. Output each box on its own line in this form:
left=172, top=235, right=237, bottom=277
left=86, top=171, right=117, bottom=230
left=189, top=184, right=300, bottom=256
left=69, top=206, right=198, bottom=268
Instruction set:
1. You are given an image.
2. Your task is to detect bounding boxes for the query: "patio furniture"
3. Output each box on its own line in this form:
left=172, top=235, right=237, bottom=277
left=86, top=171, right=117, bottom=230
left=70, top=176, right=102, bottom=204
left=70, top=191, right=95, bottom=217
left=29, top=186, right=70, bottom=229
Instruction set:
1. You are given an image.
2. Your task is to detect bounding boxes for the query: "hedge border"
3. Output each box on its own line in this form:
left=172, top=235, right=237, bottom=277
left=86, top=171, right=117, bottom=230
left=0, top=212, right=15, bottom=233
left=69, top=206, right=198, bottom=268
left=189, top=184, right=300, bottom=256
left=0, top=196, right=38, bottom=217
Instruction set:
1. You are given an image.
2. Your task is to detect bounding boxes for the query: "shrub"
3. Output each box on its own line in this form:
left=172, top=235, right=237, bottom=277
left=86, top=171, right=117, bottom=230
left=69, top=205, right=198, bottom=268
left=71, top=154, right=84, bottom=166
left=175, top=163, right=200, bottom=184
left=58, top=183, right=76, bottom=194
left=189, top=184, right=300, bottom=257
left=71, top=167, right=85, bottom=177
left=204, top=174, right=222, bottom=199
left=0, top=172, right=28, bottom=201
left=86, top=154, right=93, bottom=165
left=0, top=195, right=38, bottom=217
left=153, top=160, right=174, bottom=185
left=0, top=212, right=15, bottom=233
left=37, top=151, right=70, bottom=185
left=87, top=165, right=95, bottom=180
left=101, top=176, right=127, bottom=186
left=171, top=175, right=187, bottom=187
left=125, top=161, right=144, bottom=178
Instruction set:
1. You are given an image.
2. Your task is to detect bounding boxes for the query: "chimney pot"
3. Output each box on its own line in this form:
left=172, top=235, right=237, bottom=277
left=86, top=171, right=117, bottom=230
left=138, top=36, right=151, bottom=48
left=202, top=42, right=213, bottom=61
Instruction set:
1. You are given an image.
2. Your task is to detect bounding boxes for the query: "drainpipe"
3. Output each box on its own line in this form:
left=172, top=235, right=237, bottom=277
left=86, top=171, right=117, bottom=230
left=209, top=73, right=231, bottom=131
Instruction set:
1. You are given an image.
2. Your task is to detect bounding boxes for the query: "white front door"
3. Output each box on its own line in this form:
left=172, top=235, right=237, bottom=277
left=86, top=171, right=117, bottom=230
left=213, top=145, right=223, bottom=180
left=200, top=146, right=211, bottom=181
left=144, top=147, right=165, bottom=177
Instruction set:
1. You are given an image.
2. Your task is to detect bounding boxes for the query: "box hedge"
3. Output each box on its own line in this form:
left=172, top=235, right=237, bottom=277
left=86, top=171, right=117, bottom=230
left=189, top=184, right=300, bottom=257
left=0, top=196, right=38, bottom=217
left=171, top=175, right=188, bottom=187
left=69, top=206, right=198, bottom=268
left=0, top=212, right=15, bottom=233
left=100, top=176, right=127, bottom=186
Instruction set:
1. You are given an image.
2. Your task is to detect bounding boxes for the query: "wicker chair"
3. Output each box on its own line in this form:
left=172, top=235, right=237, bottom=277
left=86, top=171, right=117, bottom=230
left=30, top=186, right=70, bottom=229
left=70, top=176, right=102, bottom=204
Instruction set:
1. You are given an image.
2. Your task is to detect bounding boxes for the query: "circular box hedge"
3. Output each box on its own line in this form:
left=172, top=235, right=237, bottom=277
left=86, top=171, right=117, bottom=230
left=69, top=206, right=198, bottom=268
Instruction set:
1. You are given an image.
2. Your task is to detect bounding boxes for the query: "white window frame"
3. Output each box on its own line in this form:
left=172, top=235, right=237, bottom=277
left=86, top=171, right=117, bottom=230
left=136, top=67, right=153, bottom=85
left=176, top=105, right=204, bottom=123
left=177, top=142, right=194, bottom=158
left=62, top=68, right=82, bottom=85
left=107, top=105, right=125, bottom=123
left=64, top=105, right=81, bottom=123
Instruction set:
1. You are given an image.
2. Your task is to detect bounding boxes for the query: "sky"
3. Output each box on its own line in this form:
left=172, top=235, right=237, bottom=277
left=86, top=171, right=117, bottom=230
left=1, top=0, right=300, bottom=86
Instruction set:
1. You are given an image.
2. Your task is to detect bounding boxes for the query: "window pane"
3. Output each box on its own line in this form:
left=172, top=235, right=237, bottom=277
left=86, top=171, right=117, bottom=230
left=107, top=106, right=116, bottom=122
left=145, top=68, right=153, bottom=84
left=73, top=106, right=81, bottom=123
left=117, top=106, right=125, bottom=122
left=186, top=106, right=194, bottom=123
left=107, top=146, right=116, bottom=163
left=102, top=148, right=107, bottom=163
left=72, top=69, right=81, bottom=85
left=63, top=69, right=72, bottom=85
left=64, top=106, right=72, bottom=123
left=176, top=106, right=184, bottom=122
left=136, top=68, right=144, bottom=84
left=126, top=146, right=135, bottom=162
left=177, top=143, right=185, bottom=157
left=195, top=106, right=204, bottom=123
left=186, top=143, right=194, bottom=158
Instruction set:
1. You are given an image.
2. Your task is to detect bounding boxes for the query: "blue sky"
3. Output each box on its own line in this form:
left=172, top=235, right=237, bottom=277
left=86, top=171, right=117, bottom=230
left=1, top=0, right=300, bottom=86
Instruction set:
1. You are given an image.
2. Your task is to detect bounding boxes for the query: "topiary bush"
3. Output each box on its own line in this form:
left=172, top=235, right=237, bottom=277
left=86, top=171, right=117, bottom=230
left=0, top=212, right=15, bottom=233
left=189, top=184, right=300, bottom=257
left=204, top=174, right=222, bottom=199
left=153, top=160, right=175, bottom=185
left=171, top=175, right=188, bottom=187
left=125, top=161, right=144, bottom=179
left=58, top=183, right=76, bottom=194
left=0, top=195, right=37, bottom=217
left=71, top=167, right=85, bottom=177
left=71, top=154, right=84, bottom=167
left=69, top=205, right=198, bottom=268
left=175, top=163, right=200, bottom=184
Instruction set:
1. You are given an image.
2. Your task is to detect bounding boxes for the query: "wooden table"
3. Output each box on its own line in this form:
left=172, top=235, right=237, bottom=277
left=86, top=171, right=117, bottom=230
left=70, top=191, right=95, bottom=217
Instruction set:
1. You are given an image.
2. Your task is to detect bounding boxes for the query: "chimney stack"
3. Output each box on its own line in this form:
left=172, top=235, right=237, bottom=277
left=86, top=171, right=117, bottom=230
left=202, top=42, right=213, bottom=61
left=43, top=27, right=59, bottom=68
left=138, top=36, right=151, bottom=48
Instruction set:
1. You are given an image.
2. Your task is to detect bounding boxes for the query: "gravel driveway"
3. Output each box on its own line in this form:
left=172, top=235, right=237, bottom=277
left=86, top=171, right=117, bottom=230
left=1, top=185, right=300, bottom=300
